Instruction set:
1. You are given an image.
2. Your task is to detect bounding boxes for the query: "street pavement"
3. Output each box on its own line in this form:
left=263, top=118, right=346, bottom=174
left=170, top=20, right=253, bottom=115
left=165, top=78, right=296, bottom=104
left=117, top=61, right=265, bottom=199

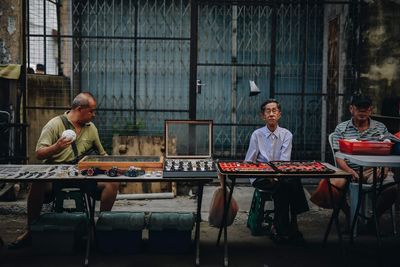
left=0, top=185, right=399, bottom=267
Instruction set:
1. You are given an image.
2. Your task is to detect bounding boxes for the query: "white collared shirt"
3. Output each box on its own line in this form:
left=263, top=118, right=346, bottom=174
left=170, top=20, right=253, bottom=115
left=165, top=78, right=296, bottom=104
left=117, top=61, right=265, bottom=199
left=245, top=125, right=293, bottom=183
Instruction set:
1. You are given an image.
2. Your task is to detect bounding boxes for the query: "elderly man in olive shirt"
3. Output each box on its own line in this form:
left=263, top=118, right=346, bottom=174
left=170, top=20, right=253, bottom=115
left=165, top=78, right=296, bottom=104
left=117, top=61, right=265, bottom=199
left=10, top=92, right=119, bottom=249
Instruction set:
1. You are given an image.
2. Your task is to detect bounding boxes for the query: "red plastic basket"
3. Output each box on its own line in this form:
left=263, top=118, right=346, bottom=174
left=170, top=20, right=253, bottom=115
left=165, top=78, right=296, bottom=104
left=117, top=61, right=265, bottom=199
left=338, top=139, right=393, bottom=155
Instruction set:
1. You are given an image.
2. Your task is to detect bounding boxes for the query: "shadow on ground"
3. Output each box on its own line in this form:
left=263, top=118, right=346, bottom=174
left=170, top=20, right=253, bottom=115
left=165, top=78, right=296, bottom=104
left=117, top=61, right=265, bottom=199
left=0, top=185, right=399, bottom=267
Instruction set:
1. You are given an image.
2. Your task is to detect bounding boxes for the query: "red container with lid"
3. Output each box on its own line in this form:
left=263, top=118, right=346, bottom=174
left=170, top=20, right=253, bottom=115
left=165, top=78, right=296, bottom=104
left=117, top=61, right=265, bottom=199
left=338, top=139, right=393, bottom=155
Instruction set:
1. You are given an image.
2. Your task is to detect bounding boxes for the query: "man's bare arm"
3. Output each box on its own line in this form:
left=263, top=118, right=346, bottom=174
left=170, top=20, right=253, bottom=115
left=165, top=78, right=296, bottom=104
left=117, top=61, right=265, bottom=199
left=336, top=158, right=359, bottom=181
left=36, top=137, right=73, bottom=160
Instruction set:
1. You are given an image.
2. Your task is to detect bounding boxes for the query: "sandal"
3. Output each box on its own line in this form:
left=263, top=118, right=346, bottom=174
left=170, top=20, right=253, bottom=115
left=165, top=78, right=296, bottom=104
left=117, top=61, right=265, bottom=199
left=269, top=225, right=290, bottom=245
left=8, top=235, right=32, bottom=250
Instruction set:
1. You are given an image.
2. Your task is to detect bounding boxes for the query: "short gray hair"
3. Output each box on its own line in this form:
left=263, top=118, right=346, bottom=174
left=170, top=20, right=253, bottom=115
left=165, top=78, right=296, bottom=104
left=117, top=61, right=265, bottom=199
left=71, top=92, right=95, bottom=109
left=260, top=98, right=281, bottom=113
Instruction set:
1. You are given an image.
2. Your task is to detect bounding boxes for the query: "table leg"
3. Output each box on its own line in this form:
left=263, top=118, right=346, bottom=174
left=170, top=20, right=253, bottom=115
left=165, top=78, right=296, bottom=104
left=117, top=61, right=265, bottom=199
left=84, top=188, right=96, bottom=267
left=194, top=182, right=205, bottom=267
left=371, top=167, right=382, bottom=248
left=84, top=193, right=91, bottom=267
left=323, top=179, right=335, bottom=245
left=217, top=175, right=227, bottom=246
left=216, top=175, right=236, bottom=266
left=350, top=166, right=364, bottom=244
left=224, top=178, right=236, bottom=267
left=323, top=177, right=349, bottom=249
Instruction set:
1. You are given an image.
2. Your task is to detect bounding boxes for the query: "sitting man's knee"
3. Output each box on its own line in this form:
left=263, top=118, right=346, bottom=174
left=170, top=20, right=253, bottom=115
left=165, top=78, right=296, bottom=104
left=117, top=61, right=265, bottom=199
left=98, top=182, right=119, bottom=212
left=100, top=182, right=119, bottom=194
left=109, top=182, right=119, bottom=192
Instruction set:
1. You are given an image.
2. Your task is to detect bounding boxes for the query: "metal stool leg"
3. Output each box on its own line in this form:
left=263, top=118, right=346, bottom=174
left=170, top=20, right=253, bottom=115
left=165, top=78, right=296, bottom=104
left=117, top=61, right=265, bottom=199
left=349, top=182, right=360, bottom=238
left=391, top=204, right=397, bottom=235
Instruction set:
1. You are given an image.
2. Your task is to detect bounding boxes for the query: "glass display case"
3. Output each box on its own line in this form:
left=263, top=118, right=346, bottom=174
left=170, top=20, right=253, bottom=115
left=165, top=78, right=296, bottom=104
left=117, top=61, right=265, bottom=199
left=163, top=120, right=216, bottom=178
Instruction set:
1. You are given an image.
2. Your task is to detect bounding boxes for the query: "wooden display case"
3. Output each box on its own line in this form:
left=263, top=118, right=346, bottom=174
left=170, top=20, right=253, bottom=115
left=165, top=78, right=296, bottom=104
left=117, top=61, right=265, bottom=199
left=78, top=155, right=163, bottom=171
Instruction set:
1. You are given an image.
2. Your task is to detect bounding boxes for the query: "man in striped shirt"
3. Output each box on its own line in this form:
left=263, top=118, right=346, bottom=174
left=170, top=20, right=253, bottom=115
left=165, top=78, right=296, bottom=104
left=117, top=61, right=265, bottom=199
left=331, top=94, right=397, bottom=230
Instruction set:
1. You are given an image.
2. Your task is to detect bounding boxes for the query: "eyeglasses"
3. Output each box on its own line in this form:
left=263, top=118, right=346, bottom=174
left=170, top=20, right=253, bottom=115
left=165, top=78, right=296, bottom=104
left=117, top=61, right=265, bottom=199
left=265, top=108, right=279, bottom=114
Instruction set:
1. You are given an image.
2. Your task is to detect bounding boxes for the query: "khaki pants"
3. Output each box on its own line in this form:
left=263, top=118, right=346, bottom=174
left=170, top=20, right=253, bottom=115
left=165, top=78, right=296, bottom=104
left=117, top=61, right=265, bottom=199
left=359, top=167, right=394, bottom=185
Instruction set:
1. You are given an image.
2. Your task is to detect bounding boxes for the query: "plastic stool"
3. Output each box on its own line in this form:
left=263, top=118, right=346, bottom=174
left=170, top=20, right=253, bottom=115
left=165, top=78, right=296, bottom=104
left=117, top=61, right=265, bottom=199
left=53, top=188, right=86, bottom=213
left=247, top=188, right=274, bottom=236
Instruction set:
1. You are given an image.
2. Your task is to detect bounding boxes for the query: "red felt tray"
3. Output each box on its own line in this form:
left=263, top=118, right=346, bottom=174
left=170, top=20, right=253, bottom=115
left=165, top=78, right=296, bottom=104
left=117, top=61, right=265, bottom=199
left=217, top=161, right=276, bottom=174
left=338, top=139, right=393, bottom=155
left=269, top=161, right=335, bottom=174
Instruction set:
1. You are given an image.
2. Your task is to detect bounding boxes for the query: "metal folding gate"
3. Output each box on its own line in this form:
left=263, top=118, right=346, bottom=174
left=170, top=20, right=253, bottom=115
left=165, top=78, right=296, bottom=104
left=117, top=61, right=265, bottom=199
left=25, top=0, right=358, bottom=160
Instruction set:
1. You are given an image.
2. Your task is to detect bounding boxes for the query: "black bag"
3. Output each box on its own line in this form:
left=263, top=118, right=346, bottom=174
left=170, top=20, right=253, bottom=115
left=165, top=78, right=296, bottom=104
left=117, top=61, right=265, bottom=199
left=66, top=147, right=99, bottom=164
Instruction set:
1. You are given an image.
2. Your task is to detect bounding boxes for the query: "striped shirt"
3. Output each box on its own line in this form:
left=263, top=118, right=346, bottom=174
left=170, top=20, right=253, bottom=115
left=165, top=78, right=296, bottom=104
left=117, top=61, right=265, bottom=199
left=332, top=118, right=388, bottom=169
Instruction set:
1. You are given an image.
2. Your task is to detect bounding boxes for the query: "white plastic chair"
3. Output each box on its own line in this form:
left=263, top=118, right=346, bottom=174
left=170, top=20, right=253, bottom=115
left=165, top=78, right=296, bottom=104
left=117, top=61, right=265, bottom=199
left=328, top=133, right=396, bottom=236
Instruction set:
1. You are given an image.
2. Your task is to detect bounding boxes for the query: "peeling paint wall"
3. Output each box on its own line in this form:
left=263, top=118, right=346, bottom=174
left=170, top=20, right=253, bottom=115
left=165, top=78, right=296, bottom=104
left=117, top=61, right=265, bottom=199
left=358, top=0, right=400, bottom=115
left=0, top=0, right=22, bottom=64
left=60, top=0, right=72, bottom=78
left=323, top=4, right=353, bottom=125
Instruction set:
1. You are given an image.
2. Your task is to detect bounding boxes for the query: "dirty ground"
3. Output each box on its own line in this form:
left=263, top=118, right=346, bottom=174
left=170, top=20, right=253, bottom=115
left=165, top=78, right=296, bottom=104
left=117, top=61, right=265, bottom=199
left=0, top=186, right=399, bottom=267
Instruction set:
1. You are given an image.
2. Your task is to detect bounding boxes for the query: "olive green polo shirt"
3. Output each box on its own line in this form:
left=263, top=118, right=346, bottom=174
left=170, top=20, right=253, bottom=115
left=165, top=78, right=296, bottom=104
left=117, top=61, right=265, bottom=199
left=35, top=112, right=106, bottom=163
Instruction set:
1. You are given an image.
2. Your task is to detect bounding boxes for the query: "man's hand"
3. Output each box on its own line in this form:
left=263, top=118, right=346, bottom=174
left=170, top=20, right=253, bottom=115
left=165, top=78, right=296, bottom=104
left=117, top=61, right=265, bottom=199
left=36, top=136, right=74, bottom=160
left=55, top=136, right=74, bottom=150
left=337, top=157, right=360, bottom=182
left=350, top=169, right=360, bottom=182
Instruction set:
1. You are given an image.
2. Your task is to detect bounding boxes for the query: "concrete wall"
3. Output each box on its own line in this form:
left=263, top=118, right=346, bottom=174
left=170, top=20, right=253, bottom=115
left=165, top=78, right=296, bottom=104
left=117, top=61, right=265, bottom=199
left=358, top=0, right=400, bottom=115
left=0, top=0, right=22, bottom=64
left=59, top=0, right=72, bottom=78
left=26, top=75, right=71, bottom=163
left=323, top=4, right=351, bottom=130
left=323, top=0, right=400, bottom=122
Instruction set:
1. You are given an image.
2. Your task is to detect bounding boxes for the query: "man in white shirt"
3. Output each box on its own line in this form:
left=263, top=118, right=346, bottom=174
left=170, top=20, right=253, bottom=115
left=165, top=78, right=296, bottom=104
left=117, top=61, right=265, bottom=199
left=245, top=99, right=309, bottom=244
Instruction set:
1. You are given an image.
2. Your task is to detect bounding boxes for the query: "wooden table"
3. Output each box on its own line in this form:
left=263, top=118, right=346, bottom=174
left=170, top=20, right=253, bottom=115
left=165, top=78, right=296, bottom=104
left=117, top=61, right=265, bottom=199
left=0, top=164, right=213, bottom=267
left=217, top=162, right=352, bottom=267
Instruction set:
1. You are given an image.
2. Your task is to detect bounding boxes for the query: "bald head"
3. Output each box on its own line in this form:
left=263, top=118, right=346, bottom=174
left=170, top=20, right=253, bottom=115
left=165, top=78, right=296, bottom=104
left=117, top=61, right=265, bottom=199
left=69, top=92, right=97, bottom=125
left=71, top=92, right=96, bottom=109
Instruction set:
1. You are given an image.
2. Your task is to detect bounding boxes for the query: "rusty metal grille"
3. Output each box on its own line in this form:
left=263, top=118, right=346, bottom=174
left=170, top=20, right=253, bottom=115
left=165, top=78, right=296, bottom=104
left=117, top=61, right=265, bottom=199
left=275, top=3, right=324, bottom=159
left=197, top=3, right=325, bottom=159
left=72, top=0, right=191, bottom=151
left=24, top=0, right=358, bottom=161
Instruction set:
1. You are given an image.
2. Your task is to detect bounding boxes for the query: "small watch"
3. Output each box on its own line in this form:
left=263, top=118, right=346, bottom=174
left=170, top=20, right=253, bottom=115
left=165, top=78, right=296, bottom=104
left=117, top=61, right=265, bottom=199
left=68, top=167, right=79, bottom=177
left=80, top=167, right=104, bottom=176
left=106, top=166, right=120, bottom=177
left=125, top=166, right=145, bottom=177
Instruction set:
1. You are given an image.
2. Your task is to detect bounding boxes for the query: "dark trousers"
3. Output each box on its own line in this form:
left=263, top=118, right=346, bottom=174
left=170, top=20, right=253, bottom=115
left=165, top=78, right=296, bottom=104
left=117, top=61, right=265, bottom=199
left=253, top=178, right=309, bottom=235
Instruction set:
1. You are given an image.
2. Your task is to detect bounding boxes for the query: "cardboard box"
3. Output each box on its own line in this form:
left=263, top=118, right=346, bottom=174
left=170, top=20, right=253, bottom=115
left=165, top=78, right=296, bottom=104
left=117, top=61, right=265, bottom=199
left=96, top=211, right=145, bottom=254
left=148, top=212, right=194, bottom=253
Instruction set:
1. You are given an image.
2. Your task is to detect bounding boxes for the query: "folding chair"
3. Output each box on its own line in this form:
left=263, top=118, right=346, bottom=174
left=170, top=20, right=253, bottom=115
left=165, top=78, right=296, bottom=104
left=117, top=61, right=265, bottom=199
left=328, top=133, right=396, bottom=236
